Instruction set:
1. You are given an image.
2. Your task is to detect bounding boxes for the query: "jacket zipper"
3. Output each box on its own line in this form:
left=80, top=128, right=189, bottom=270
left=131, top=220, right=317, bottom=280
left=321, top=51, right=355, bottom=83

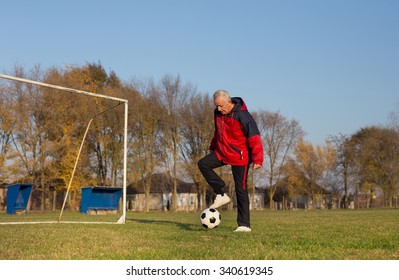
left=230, top=144, right=243, bottom=160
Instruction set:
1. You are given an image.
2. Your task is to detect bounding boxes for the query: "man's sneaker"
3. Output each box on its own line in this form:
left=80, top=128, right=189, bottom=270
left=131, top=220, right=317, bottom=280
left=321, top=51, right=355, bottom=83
left=234, top=226, right=251, bottom=232
left=209, top=194, right=231, bottom=209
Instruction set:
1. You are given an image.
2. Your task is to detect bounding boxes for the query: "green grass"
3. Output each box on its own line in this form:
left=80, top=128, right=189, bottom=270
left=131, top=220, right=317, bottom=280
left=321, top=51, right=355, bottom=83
left=0, top=209, right=398, bottom=260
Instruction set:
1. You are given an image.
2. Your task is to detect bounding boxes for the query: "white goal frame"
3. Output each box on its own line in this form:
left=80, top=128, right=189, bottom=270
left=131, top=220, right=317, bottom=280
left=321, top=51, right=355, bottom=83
left=0, top=74, right=128, bottom=225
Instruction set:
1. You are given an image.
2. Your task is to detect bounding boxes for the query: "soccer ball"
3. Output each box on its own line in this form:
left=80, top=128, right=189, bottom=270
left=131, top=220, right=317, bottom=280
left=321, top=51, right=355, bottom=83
left=200, top=208, right=221, bottom=229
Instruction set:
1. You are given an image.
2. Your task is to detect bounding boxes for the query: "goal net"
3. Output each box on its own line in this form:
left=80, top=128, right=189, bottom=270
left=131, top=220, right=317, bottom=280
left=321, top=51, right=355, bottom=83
left=0, top=74, right=128, bottom=225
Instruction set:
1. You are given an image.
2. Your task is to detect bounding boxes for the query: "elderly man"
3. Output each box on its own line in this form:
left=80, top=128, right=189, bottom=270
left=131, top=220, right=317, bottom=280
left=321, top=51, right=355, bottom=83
left=198, top=90, right=263, bottom=232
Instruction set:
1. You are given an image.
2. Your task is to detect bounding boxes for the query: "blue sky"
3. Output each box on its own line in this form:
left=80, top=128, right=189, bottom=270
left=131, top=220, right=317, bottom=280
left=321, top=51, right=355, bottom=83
left=1, top=0, right=398, bottom=145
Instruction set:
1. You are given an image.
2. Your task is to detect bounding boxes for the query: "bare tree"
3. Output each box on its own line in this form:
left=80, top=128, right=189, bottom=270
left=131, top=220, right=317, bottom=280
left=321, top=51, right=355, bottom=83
left=256, top=111, right=304, bottom=209
left=179, top=92, right=214, bottom=209
left=388, top=101, right=399, bottom=133
left=329, top=134, right=352, bottom=208
left=0, top=82, right=14, bottom=184
left=3, top=65, right=61, bottom=210
left=158, top=74, right=192, bottom=211
left=128, top=78, right=164, bottom=212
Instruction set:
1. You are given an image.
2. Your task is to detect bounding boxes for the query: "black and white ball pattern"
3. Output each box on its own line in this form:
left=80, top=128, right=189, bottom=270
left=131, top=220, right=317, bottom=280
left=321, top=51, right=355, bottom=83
left=200, top=208, right=221, bottom=229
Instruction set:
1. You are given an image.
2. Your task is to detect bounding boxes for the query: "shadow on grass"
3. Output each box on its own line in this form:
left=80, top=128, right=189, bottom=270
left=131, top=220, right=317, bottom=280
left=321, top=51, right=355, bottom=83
left=127, top=218, right=202, bottom=231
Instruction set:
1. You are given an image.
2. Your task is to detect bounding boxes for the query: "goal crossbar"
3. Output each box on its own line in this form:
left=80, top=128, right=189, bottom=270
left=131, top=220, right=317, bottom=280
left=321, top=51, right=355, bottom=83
left=0, top=74, right=127, bottom=103
left=0, top=73, right=128, bottom=225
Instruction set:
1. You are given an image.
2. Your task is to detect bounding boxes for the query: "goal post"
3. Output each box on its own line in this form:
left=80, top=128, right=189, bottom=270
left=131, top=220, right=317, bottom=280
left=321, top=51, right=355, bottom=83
left=0, top=73, right=128, bottom=225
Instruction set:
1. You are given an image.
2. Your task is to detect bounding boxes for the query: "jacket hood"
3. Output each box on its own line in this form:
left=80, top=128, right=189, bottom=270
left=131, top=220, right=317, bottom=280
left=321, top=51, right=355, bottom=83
left=231, top=97, right=248, bottom=112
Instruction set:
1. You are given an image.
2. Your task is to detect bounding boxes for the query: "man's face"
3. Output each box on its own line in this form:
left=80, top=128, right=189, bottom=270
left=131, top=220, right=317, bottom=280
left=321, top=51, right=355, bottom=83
left=214, top=97, right=233, bottom=115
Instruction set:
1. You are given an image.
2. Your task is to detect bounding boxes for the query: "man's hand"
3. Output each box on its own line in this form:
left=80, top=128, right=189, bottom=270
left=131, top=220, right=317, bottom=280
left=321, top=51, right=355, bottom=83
left=253, top=164, right=262, bottom=170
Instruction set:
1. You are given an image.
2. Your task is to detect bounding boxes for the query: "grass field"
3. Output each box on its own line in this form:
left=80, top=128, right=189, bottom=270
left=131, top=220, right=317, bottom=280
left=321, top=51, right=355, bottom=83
left=0, top=209, right=398, bottom=260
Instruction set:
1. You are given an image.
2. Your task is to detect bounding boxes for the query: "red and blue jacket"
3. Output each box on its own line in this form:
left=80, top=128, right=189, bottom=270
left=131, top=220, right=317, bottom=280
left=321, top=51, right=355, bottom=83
left=209, top=97, right=264, bottom=166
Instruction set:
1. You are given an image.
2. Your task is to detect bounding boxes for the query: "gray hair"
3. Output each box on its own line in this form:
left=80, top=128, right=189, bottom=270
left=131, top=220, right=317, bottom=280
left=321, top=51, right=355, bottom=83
left=213, top=89, right=231, bottom=102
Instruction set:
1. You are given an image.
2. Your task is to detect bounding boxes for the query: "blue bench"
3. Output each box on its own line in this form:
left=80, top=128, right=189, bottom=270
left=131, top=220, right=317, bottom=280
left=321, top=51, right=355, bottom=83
left=6, top=184, right=33, bottom=214
left=80, top=187, right=122, bottom=214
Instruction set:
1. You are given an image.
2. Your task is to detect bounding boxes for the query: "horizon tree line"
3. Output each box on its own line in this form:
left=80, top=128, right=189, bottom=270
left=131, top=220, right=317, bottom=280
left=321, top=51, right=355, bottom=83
left=1, top=62, right=398, bottom=211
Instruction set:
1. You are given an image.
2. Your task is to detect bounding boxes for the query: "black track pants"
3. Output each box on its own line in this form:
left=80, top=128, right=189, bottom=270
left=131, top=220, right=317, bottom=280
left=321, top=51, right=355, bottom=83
left=198, top=152, right=251, bottom=227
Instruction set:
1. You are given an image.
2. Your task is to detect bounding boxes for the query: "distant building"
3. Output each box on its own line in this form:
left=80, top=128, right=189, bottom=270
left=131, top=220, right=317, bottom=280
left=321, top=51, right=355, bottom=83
left=265, top=177, right=336, bottom=210
left=126, top=173, right=266, bottom=212
left=127, top=173, right=200, bottom=212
